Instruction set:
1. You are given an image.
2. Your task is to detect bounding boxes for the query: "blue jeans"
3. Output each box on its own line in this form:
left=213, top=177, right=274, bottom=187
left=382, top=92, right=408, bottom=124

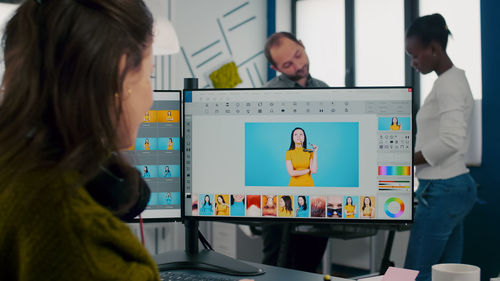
left=404, top=173, right=477, bottom=281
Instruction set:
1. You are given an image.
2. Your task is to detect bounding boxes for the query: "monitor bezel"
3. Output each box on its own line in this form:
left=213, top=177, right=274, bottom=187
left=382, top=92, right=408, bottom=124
left=128, top=89, right=183, bottom=223
left=182, top=86, right=414, bottom=225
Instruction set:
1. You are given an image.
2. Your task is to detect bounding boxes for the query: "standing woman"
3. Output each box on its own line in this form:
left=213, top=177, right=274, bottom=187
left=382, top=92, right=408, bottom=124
left=0, top=0, right=159, bottom=280
left=285, top=127, right=318, bottom=186
left=404, top=14, right=477, bottom=281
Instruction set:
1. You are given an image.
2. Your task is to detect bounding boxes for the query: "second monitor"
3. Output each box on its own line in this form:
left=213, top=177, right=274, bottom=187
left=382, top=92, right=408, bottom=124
left=183, top=87, right=413, bottom=223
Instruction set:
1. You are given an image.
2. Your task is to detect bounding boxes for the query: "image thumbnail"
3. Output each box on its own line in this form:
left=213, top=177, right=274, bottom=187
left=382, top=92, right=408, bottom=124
left=278, top=195, right=293, bottom=217
left=215, top=194, right=230, bottom=216
left=135, top=137, right=158, bottom=151
left=158, top=110, right=180, bottom=123
left=199, top=194, right=214, bottom=216
left=295, top=195, right=309, bottom=218
left=310, top=196, right=326, bottom=218
left=191, top=194, right=199, bottom=216
left=378, top=117, right=411, bottom=131
left=136, top=165, right=158, bottom=178
left=245, top=122, right=359, bottom=187
left=343, top=196, right=359, bottom=219
left=148, top=192, right=180, bottom=206
left=158, top=137, right=180, bottom=151
left=262, top=195, right=277, bottom=217
left=143, top=110, right=158, bottom=123
left=360, top=196, right=376, bottom=219
left=230, top=194, right=245, bottom=216
left=160, top=165, right=180, bottom=178
left=327, top=196, right=343, bottom=218
left=246, top=195, right=261, bottom=217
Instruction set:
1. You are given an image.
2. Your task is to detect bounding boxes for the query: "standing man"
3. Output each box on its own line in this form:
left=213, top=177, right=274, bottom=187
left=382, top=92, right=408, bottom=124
left=261, top=32, right=329, bottom=272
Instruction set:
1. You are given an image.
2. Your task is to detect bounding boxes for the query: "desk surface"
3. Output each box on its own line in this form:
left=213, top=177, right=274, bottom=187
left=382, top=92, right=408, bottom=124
left=162, top=262, right=354, bottom=281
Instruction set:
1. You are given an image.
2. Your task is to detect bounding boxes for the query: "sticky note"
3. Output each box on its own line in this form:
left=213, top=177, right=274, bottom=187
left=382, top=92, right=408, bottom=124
left=382, top=267, right=419, bottom=281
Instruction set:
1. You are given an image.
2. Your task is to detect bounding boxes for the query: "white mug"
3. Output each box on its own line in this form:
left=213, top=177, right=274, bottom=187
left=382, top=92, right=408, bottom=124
left=432, top=263, right=480, bottom=281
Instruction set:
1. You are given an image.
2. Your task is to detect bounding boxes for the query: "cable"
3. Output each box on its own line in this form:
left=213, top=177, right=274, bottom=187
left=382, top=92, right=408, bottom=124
left=139, top=214, right=145, bottom=246
left=198, top=230, right=213, bottom=250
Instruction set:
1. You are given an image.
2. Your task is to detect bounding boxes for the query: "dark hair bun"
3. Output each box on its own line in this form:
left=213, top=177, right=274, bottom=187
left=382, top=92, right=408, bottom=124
left=406, top=13, right=452, bottom=49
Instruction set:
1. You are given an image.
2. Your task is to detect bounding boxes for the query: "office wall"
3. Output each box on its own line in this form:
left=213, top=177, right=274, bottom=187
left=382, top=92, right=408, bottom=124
left=150, top=0, right=268, bottom=90
left=462, top=1, right=500, bottom=280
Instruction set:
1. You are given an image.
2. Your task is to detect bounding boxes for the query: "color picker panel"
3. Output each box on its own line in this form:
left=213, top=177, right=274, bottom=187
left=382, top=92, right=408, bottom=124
left=378, top=166, right=411, bottom=176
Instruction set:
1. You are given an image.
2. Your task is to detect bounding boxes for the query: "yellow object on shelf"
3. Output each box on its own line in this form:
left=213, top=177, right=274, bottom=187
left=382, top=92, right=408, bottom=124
left=209, top=61, right=242, bottom=88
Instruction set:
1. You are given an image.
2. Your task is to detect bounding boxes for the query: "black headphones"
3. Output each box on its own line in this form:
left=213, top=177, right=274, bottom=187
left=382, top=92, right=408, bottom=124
left=85, top=154, right=150, bottom=221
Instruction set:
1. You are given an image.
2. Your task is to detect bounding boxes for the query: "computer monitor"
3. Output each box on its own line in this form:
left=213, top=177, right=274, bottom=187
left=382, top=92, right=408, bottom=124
left=123, top=90, right=182, bottom=221
left=183, top=87, right=413, bottom=224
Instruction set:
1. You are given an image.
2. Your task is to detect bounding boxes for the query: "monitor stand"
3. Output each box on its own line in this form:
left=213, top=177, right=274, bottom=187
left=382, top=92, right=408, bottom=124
left=153, top=219, right=265, bottom=276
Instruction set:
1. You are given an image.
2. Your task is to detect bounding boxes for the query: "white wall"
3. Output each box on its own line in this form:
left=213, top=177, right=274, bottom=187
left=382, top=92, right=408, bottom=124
left=146, top=0, right=268, bottom=91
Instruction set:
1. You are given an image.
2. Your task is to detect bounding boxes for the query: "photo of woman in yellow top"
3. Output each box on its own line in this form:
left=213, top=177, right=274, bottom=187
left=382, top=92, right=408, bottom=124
left=344, top=196, right=356, bottom=218
left=167, top=138, right=173, bottom=150
left=215, top=195, right=229, bottom=216
left=361, top=196, right=375, bottom=218
left=144, top=138, right=150, bottom=150
left=166, top=110, right=174, bottom=121
left=285, top=127, right=318, bottom=186
left=390, top=117, right=401, bottom=130
left=278, top=195, right=293, bottom=217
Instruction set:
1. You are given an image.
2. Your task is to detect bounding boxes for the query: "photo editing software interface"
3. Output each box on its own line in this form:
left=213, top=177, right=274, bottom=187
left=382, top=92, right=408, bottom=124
left=123, top=91, right=181, bottom=219
left=184, top=88, right=413, bottom=222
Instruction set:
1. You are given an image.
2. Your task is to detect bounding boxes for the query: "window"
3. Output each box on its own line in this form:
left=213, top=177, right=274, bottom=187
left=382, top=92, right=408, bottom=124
left=296, top=0, right=345, bottom=87
left=355, top=0, right=405, bottom=86
left=419, top=0, right=482, bottom=102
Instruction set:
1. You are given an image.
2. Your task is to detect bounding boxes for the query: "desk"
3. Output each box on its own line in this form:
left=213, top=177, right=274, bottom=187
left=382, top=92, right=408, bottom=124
left=161, top=262, right=354, bottom=281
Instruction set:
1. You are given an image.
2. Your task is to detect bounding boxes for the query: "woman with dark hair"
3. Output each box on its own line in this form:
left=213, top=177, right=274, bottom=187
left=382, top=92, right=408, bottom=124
left=295, top=195, right=308, bottom=217
left=344, top=196, right=356, bottom=218
left=200, top=195, right=213, bottom=215
left=361, top=197, right=375, bottom=218
left=143, top=166, right=151, bottom=178
left=285, top=127, right=318, bottom=186
left=0, top=0, right=160, bottom=279
left=278, top=195, right=293, bottom=217
left=390, top=117, right=401, bottom=130
left=166, top=110, right=173, bottom=121
left=215, top=195, right=229, bottom=216
left=404, top=14, right=477, bottom=281
left=164, top=165, right=171, bottom=177
left=167, top=137, right=174, bottom=150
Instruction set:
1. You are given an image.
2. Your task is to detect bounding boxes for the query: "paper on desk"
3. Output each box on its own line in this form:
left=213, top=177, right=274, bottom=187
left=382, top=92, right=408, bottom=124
left=382, top=267, right=419, bottom=281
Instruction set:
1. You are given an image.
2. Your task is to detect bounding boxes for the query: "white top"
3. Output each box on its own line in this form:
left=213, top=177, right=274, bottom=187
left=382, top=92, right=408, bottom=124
left=415, top=66, right=474, bottom=179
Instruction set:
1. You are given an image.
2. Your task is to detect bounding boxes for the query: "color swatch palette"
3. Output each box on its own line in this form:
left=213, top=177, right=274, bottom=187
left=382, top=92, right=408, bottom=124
left=378, top=180, right=411, bottom=189
left=378, top=166, right=411, bottom=176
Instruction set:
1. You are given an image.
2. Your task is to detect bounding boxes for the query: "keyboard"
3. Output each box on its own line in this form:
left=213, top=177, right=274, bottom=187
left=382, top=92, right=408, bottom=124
left=160, top=271, right=239, bottom=281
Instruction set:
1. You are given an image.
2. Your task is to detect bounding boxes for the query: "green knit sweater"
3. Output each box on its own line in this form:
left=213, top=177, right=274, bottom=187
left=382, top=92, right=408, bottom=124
left=0, top=176, right=160, bottom=281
